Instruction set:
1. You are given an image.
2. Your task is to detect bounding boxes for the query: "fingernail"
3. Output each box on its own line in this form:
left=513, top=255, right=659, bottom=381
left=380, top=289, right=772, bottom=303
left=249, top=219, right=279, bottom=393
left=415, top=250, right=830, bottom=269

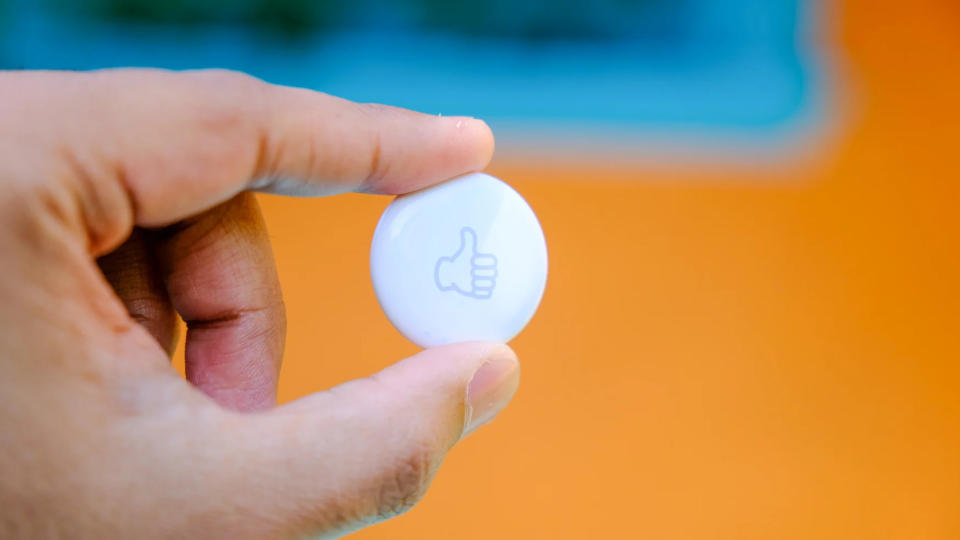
left=463, top=351, right=520, bottom=438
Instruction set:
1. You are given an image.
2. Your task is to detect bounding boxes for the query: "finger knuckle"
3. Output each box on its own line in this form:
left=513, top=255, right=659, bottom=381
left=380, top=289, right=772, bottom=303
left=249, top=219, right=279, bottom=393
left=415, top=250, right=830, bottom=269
left=194, top=102, right=259, bottom=143
left=374, top=440, right=440, bottom=519
left=177, top=114, right=262, bottom=185
left=183, top=69, right=266, bottom=139
left=1, top=172, right=84, bottom=247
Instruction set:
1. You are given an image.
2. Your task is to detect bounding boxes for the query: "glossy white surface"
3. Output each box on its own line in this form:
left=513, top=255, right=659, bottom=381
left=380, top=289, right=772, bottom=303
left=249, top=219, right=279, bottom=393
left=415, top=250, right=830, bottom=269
left=370, top=173, right=548, bottom=347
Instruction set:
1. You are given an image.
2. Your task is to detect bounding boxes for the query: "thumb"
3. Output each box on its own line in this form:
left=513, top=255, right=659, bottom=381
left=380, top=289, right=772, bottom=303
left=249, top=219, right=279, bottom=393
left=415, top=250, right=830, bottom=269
left=234, top=343, right=519, bottom=538
left=459, top=227, right=478, bottom=255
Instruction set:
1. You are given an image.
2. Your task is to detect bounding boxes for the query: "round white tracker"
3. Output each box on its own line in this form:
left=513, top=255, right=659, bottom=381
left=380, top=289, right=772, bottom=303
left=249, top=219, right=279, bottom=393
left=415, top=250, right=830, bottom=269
left=370, top=172, right=548, bottom=348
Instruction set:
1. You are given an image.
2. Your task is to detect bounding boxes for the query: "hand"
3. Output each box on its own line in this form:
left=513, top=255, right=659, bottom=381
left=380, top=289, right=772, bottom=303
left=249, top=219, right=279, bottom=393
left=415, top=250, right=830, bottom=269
left=434, top=227, right=499, bottom=299
left=0, top=69, right=519, bottom=539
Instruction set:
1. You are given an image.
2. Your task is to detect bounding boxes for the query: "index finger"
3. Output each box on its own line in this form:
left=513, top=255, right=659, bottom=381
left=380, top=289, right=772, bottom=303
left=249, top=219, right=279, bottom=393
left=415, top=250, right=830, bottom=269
left=2, top=68, right=494, bottom=253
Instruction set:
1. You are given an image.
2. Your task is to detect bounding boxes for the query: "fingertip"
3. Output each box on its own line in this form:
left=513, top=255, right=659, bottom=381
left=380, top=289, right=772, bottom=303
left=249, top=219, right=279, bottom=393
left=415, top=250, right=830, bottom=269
left=362, top=115, right=495, bottom=196
left=462, top=346, right=520, bottom=438
left=458, top=116, right=496, bottom=171
left=442, top=116, right=495, bottom=184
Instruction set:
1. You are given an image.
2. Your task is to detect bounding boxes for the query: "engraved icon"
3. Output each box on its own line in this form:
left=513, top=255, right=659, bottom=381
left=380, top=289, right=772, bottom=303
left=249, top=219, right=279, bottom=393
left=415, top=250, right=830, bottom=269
left=434, top=227, right=498, bottom=299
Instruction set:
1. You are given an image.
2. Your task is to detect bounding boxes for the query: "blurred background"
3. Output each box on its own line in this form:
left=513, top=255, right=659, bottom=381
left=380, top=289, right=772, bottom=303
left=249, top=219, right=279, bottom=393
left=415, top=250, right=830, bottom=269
left=3, top=0, right=958, bottom=538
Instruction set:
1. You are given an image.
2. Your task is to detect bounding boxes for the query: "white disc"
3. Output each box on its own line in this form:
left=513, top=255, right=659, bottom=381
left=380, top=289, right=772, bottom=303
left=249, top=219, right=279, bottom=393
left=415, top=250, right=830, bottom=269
left=370, top=173, right=548, bottom=347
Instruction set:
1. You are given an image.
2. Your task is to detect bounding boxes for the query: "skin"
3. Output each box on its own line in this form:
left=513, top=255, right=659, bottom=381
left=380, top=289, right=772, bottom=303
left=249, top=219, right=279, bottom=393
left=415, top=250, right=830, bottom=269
left=0, top=69, right=520, bottom=539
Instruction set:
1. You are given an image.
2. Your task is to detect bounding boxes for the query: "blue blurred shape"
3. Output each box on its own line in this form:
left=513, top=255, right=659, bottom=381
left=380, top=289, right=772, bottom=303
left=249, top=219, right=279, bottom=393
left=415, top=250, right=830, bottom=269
left=0, top=0, right=829, bottom=158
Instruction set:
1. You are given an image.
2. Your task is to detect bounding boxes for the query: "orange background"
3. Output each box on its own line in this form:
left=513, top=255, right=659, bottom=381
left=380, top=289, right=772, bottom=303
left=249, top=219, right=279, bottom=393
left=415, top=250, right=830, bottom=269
left=175, top=0, right=960, bottom=537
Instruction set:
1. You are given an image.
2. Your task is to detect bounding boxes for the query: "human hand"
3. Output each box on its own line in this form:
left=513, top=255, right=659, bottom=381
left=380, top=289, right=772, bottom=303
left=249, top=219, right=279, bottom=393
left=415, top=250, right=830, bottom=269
left=0, top=69, right=519, bottom=539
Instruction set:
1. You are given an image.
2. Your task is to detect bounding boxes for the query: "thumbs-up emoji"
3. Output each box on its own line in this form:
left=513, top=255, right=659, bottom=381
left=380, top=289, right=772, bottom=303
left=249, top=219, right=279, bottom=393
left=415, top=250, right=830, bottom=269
left=434, top=227, right=498, bottom=299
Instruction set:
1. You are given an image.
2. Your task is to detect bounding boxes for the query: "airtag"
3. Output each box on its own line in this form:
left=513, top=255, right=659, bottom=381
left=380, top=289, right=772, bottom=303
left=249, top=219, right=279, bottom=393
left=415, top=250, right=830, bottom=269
left=370, top=173, right=548, bottom=348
